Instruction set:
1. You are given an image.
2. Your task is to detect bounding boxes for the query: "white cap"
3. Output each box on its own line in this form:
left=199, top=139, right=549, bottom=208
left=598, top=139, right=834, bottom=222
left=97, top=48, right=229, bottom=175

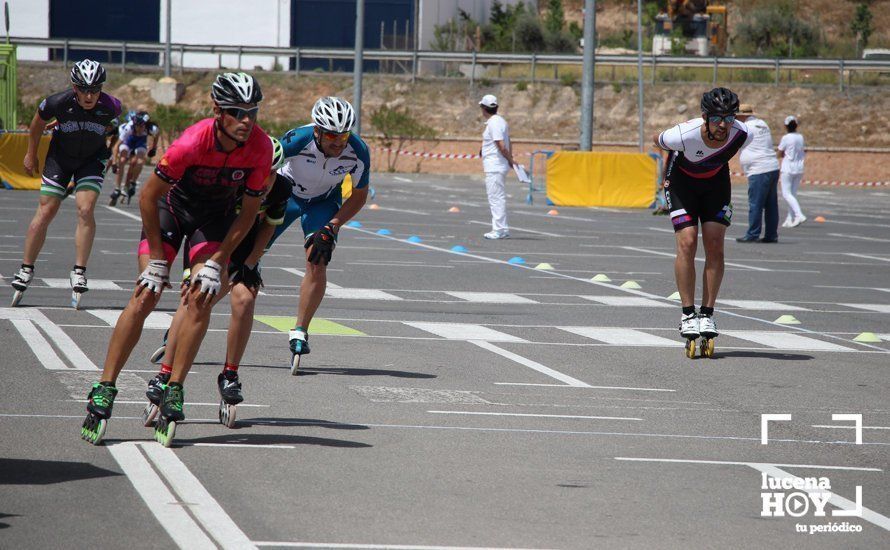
left=479, top=94, right=498, bottom=108
left=784, top=115, right=798, bottom=126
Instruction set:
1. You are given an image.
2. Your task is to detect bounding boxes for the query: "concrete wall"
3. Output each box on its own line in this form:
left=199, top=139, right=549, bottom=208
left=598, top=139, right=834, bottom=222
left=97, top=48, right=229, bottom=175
left=8, top=0, right=51, bottom=61
left=162, top=0, right=290, bottom=71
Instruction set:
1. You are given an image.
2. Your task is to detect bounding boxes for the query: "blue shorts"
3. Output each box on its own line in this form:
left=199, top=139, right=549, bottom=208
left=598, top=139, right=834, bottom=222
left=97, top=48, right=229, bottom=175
left=269, top=186, right=342, bottom=247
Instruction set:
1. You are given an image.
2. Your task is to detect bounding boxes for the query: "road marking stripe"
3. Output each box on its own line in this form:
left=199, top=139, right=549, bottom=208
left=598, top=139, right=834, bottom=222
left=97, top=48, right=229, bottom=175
left=723, top=331, right=854, bottom=352
left=614, top=457, right=882, bottom=472
left=445, top=291, right=539, bottom=304
left=493, top=382, right=676, bottom=391
left=34, top=315, right=99, bottom=369
left=405, top=322, right=528, bottom=343
left=108, top=442, right=218, bottom=550
left=42, top=278, right=123, bottom=290
left=846, top=253, right=890, bottom=263
left=840, top=303, right=890, bottom=313
left=812, top=425, right=890, bottom=430
left=581, top=296, right=671, bottom=308
left=89, top=309, right=174, bottom=329
left=623, top=246, right=772, bottom=272
left=140, top=442, right=258, bottom=549
left=254, top=543, right=551, bottom=550
left=428, top=411, right=643, bottom=421
left=274, top=267, right=342, bottom=289
left=326, top=288, right=404, bottom=301
left=559, top=326, right=681, bottom=347
left=718, top=299, right=809, bottom=311
left=468, top=220, right=562, bottom=237
left=103, top=204, right=142, bottom=221
left=11, top=320, right=68, bottom=370
left=469, top=340, right=591, bottom=388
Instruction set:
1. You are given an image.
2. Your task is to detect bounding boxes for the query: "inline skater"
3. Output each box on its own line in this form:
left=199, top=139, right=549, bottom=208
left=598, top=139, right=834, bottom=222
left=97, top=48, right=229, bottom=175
left=80, top=72, right=271, bottom=446
left=278, top=97, right=371, bottom=374
left=653, top=87, right=752, bottom=358
left=12, top=60, right=121, bottom=309
left=110, top=108, right=160, bottom=206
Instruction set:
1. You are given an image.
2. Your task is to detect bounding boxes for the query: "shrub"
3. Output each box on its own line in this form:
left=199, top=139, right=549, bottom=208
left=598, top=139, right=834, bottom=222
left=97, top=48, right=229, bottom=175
left=369, top=105, right=438, bottom=172
left=734, top=1, right=818, bottom=58
left=516, top=80, right=528, bottom=91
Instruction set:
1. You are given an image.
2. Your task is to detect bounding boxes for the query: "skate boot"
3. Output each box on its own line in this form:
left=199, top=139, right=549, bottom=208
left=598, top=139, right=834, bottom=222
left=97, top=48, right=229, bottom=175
left=154, top=383, right=185, bottom=447
left=217, top=370, right=244, bottom=428
left=142, top=371, right=171, bottom=426
left=125, top=181, right=137, bottom=205
left=150, top=329, right=169, bottom=364
left=69, top=267, right=88, bottom=309
left=10, top=265, right=34, bottom=307
left=81, top=382, right=117, bottom=445
left=698, top=314, right=718, bottom=358
left=679, top=312, right=700, bottom=359
left=288, top=328, right=310, bottom=376
left=108, top=188, right=122, bottom=207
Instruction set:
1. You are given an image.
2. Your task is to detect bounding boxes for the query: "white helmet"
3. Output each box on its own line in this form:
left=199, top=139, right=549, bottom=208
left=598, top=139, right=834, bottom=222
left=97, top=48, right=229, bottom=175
left=71, top=59, right=106, bottom=87
left=311, top=97, right=355, bottom=133
left=211, top=72, right=263, bottom=106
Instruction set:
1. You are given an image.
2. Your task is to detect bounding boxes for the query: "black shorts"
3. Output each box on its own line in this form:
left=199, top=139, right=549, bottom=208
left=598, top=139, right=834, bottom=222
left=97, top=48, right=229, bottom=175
left=139, top=195, right=236, bottom=266
left=228, top=219, right=262, bottom=270
left=40, top=150, right=107, bottom=198
left=663, top=156, right=733, bottom=232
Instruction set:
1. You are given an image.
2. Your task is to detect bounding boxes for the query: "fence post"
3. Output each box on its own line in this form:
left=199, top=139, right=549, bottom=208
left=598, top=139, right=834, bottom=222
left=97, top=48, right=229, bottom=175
left=237, top=46, right=242, bottom=70
left=411, top=47, right=418, bottom=83
left=63, top=39, right=69, bottom=68
left=774, top=58, right=780, bottom=86
left=838, top=59, right=845, bottom=92
left=179, top=44, right=184, bottom=75
left=651, top=55, right=656, bottom=85
left=531, top=52, right=537, bottom=83
left=294, top=47, right=301, bottom=78
left=712, top=56, right=717, bottom=84
left=470, top=49, right=477, bottom=89
left=121, top=43, right=127, bottom=73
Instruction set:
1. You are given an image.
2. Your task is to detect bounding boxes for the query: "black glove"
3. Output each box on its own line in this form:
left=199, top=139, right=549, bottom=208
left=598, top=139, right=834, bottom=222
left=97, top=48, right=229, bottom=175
left=111, top=164, right=118, bottom=174
left=147, top=148, right=157, bottom=158
left=304, top=224, right=337, bottom=265
left=230, top=263, right=263, bottom=290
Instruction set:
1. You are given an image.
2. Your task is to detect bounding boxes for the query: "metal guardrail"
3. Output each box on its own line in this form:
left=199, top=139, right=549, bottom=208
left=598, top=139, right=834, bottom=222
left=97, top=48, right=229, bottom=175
left=11, top=36, right=890, bottom=90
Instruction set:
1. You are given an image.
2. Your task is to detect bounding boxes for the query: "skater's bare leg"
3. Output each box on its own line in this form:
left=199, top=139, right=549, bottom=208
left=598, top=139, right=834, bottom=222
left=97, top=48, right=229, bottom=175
left=73, top=189, right=99, bottom=267
left=700, top=222, right=726, bottom=308
left=164, top=279, right=228, bottom=369
left=673, top=226, right=698, bottom=309
left=115, top=150, right=129, bottom=189
left=226, top=283, right=259, bottom=366
left=296, top=258, right=327, bottom=330
left=22, top=195, right=62, bottom=265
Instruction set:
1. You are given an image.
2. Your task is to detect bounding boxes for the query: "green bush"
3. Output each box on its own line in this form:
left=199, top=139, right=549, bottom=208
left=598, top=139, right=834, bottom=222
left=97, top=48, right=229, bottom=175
left=734, top=1, right=818, bottom=58
left=559, top=72, right=578, bottom=87
left=369, top=105, right=438, bottom=172
left=515, top=80, right=528, bottom=91
left=515, top=14, right=546, bottom=52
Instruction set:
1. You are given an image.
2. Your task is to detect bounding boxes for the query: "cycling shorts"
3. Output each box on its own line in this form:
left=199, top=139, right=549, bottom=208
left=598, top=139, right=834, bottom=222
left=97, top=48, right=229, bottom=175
left=663, top=157, right=733, bottom=232
left=119, top=137, right=148, bottom=156
left=40, top=149, right=108, bottom=198
left=138, top=195, right=236, bottom=266
left=269, top=184, right=342, bottom=248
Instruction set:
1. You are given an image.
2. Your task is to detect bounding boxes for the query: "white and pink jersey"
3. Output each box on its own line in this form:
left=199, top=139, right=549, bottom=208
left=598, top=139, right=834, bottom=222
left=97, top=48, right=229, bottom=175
left=658, top=118, right=752, bottom=179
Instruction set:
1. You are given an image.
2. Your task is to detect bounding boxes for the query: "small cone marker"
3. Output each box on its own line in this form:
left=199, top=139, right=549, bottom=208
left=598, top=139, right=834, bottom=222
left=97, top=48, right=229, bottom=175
left=591, top=274, right=611, bottom=282
left=535, top=263, right=554, bottom=270
left=814, top=216, right=826, bottom=223
left=620, top=280, right=642, bottom=289
left=451, top=245, right=468, bottom=253
left=667, top=291, right=681, bottom=300
left=507, top=257, right=526, bottom=265
left=548, top=209, right=559, bottom=216
left=775, top=315, right=801, bottom=325
left=377, top=229, right=392, bottom=236
left=369, top=204, right=380, bottom=210
left=346, top=221, right=362, bottom=228
left=448, top=206, right=460, bottom=213
left=853, top=332, right=881, bottom=343
left=407, top=236, right=423, bottom=243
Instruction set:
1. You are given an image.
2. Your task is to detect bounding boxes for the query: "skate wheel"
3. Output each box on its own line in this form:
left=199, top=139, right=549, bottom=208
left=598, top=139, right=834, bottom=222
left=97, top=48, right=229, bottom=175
left=684, top=338, right=697, bottom=359
left=154, top=419, right=177, bottom=447
left=71, top=291, right=82, bottom=310
left=81, top=415, right=107, bottom=445
left=291, top=354, right=301, bottom=376
left=149, top=345, right=166, bottom=364
left=142, top=403, right=159, bottom=427
left=701, top=338, right=715, bottom=358
left=11, top=290, right=23, bottom=307
left=219, top=400, right=237, bottom=428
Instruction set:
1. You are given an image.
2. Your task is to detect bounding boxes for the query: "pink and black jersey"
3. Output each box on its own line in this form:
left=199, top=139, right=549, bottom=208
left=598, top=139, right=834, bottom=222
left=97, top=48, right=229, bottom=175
left=658, top=118, right=752, bottom=180
left=155, top=118, right=272, bottom=214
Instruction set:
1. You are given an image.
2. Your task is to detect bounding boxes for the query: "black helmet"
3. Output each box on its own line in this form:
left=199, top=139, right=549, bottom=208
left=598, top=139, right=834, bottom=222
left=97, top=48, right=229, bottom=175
left=71, top=59, right=106, bottom=87
left=700, top=87, right=739, bottom=116
left=211, top=72, right=263, bottom=106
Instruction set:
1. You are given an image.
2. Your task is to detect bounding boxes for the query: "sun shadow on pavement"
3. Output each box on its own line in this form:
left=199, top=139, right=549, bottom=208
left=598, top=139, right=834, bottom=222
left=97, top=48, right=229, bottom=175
left=296, top=366, right=436, bottom=379
left=706, top=351, right=814, bottom=361
left=240, top=418, right=370, bottom=431
left=0, top=459, right=123, bottom=485
left=175, top=432, right=372, bottom=448
left=0, top=513, right=19, bottom=529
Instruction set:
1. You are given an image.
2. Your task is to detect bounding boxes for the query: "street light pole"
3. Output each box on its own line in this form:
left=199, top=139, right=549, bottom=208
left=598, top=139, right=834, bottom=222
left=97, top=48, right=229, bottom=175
left=580, top=0, right=596, bottom=150
left=164, top=0, right=171, bottom=77
left=353, top=0, right=365, bottom=134
left=637, top=0, right=644, bottom=151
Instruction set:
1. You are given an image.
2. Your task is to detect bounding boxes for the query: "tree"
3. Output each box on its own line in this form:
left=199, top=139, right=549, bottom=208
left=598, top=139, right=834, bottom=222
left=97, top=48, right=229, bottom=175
left=850, top=1, right=874, bottom=56
left=734, top=1, right=818, bottom=58
left=369, top=105, right=438, bottom=172
left=544, top=0, right=565, bottom=34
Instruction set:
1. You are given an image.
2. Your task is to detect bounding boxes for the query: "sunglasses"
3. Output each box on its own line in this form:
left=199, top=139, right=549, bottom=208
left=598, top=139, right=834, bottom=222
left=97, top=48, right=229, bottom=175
left=75, top=85, right=102, bottom=95
left=707, top=115, right=736, bottom=125
left=320, top=130, right=350, bottom=144
left=222, top=106, right=259, bottom=121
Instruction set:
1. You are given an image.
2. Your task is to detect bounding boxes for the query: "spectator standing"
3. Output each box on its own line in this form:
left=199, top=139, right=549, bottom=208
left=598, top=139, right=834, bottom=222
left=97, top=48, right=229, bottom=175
left=778, top=116, right=806, bottom=227
left=736, top=104, right=780, bottom=243
left=479, top=94, right=516, bottom=239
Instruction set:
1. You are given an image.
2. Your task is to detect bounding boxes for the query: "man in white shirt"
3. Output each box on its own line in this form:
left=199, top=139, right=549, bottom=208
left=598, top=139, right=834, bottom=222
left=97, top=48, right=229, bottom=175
left=736, top=104, right=780, bottom=243
left=479, top=94, right=516, bottom=239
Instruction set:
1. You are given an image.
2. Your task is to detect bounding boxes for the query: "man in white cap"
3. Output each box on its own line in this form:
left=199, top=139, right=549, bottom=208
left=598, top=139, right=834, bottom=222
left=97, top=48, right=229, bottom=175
left=736, top=104, right=780, bottom=243
left=479, top=94, right=516, bottom=239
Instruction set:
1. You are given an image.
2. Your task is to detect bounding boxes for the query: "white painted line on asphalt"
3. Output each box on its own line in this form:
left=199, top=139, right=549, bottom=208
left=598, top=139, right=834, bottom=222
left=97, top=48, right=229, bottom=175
left=140, top=442, right=258, bottom=549
left=559, top=326, right=681, bottom=347
left=11, top=320, right=68, bottom=370
left=623, top=246, right=772, bottom=272
left=467, top=220, right=562, bottom=237
left=42, top=278, right=123, bottom=290
left=445, top=291, right=539, bottom=304
left=405, top=322, right=528, bottom=343
left=846, top=253, right=890, bottom=263
left=35, top=316, right=99, bottom=369
left=274, top=266, right=343, bottom=289
left=89, top=308, right=174, bottom=329
left=812, top=425, right=890, bottom=430
left=469, top=340, right=591, bottom=388
left=815, top=285, right=890, bottom=293
left=108, top=442, right=217, bottom=550
left=840, top=303, right=890, bottom=313
left=718, top=299, right=809, bottom=311
left=374, top=205, right=429, bottom=215
left=755, top=464, right=890, bottom=532
left=393, top=176, right=413, bottom=182
left=68, top=399, right=268, bottom=408
left=723, top=331, right=854, bottom=352
left=828, top=232, right=890, bottom=243
left=103, top=205, right=142, bottom=222
left=326, top=288, right=404, bottom=301
left=492, top=382, right=677, bottom=392
left=254, top=543, right=552, bottom=549
left=428, top=411, right=643, bottom=421
left=581, top=296, right=671, bottom=308
left=189, top=443, right=296, bottom=449
left=614, top=457, right=882, bottom=472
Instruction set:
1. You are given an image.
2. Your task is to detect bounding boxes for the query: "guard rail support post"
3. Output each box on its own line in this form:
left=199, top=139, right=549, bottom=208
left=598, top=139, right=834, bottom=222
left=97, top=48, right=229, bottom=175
left=122, top=43, right=127, bottom=73
left=651, top=55, right=656, bottom=85
left=294, top=47, right=301, bottom=78
left=774, top=58, right=780, bottom=86
left=237, top=46, right=243, bottom=70
left=838, top=59, right=845, bottom=93
left=470, top=49, right=477, bottom=89
left=179, top=45, right=184, bottom=75
left=712, top=56, right=717, bottom=85
left=531, top=52, right=537, bottom=84
left=63, top=39, right=69, bottom=68
left=411, top=47, right=418, bottom=83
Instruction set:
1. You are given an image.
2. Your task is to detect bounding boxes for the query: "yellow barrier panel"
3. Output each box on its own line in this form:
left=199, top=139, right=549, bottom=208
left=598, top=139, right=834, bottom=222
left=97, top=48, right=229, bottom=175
left=0, top=133, right=51, bottom=190
left=546, top=151, right=656, bottom=208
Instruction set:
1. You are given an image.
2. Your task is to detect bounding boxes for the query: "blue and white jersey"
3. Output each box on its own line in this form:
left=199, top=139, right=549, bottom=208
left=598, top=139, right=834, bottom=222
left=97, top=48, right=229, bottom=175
left=278, top=125, right=371, bottom=200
